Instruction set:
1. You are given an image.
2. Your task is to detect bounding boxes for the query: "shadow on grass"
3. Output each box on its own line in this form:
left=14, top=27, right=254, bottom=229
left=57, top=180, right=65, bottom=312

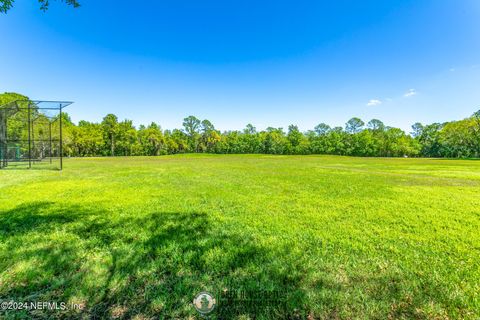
left=0, top=161, right=62, bottom=171
left=0, top=202, right=308, bottom=319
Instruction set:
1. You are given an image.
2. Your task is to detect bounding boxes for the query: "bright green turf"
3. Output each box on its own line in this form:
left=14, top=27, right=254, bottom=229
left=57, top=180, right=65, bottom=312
left=0, top=155, right=479, bottom=319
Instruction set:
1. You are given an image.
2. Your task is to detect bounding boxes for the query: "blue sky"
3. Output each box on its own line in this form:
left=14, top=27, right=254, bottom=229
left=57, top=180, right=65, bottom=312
left=1, top=0, right=479, bottom=132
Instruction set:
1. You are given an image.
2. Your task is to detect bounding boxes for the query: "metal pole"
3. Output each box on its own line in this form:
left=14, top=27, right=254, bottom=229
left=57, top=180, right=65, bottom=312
left=59, top=106, right=63, bottom=170
left=28, top=103, right=32, bottom=168
left=4, top=110, right=7, bottom=168
left=0, top=110, right=5, bottom=169
left=49, top=121, right=52, bottom=164
left=32, top=118, right=35, bottom=163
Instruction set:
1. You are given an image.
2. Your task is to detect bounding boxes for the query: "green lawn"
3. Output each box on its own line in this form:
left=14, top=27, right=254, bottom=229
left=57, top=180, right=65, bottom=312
left=0, top=155, right=479, bottom=319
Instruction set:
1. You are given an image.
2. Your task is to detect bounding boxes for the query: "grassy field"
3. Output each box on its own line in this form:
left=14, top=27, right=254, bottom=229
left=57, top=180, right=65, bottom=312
left=0, top=155, right=479, bottom=319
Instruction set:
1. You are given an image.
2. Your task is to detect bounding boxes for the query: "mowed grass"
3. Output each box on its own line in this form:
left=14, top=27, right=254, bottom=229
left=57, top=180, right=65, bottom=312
left=0, top=155, right=479, bottom=319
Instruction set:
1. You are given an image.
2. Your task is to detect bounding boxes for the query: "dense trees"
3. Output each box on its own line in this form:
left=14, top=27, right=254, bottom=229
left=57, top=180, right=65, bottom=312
left=57, top=113, right=480, bottom=158
left=1, top=93, right=479, bottom=158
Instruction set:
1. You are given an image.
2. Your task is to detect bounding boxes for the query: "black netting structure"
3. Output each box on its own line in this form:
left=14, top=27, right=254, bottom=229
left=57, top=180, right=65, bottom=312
left=0, top=100, right=73, bottom=170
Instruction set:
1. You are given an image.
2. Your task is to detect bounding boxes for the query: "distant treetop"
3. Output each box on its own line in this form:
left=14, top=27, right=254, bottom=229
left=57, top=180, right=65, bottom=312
left=0, top=0, right=80, bottom=13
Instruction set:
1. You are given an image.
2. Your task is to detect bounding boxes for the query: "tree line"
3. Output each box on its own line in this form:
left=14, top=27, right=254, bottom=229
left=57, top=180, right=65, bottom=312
left=2, top=93, right=480, bottom=158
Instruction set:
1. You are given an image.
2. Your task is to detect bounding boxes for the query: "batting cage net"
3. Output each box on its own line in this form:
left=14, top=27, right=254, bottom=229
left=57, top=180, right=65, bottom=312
left=0, top=100, right=73, bottom=170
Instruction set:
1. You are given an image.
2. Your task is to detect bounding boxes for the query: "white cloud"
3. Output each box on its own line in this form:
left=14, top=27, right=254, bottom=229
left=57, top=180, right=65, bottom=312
left=449, top=68, right=456, bottom=72
left=404, top=89, right=417, bottom=98
left=367, top=99, right=382, bottom=106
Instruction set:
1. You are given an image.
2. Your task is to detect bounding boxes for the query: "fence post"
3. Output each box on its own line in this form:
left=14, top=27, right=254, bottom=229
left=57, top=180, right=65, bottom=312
left=28, top=102, right=32, bottom=169
left=59, top=106, right=63, bottom=170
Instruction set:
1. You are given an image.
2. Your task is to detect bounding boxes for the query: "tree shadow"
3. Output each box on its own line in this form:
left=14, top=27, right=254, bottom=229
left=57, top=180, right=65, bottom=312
left=0, top=202, right=82, bottom=236
left=0, top=202, right=309, bottom=319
